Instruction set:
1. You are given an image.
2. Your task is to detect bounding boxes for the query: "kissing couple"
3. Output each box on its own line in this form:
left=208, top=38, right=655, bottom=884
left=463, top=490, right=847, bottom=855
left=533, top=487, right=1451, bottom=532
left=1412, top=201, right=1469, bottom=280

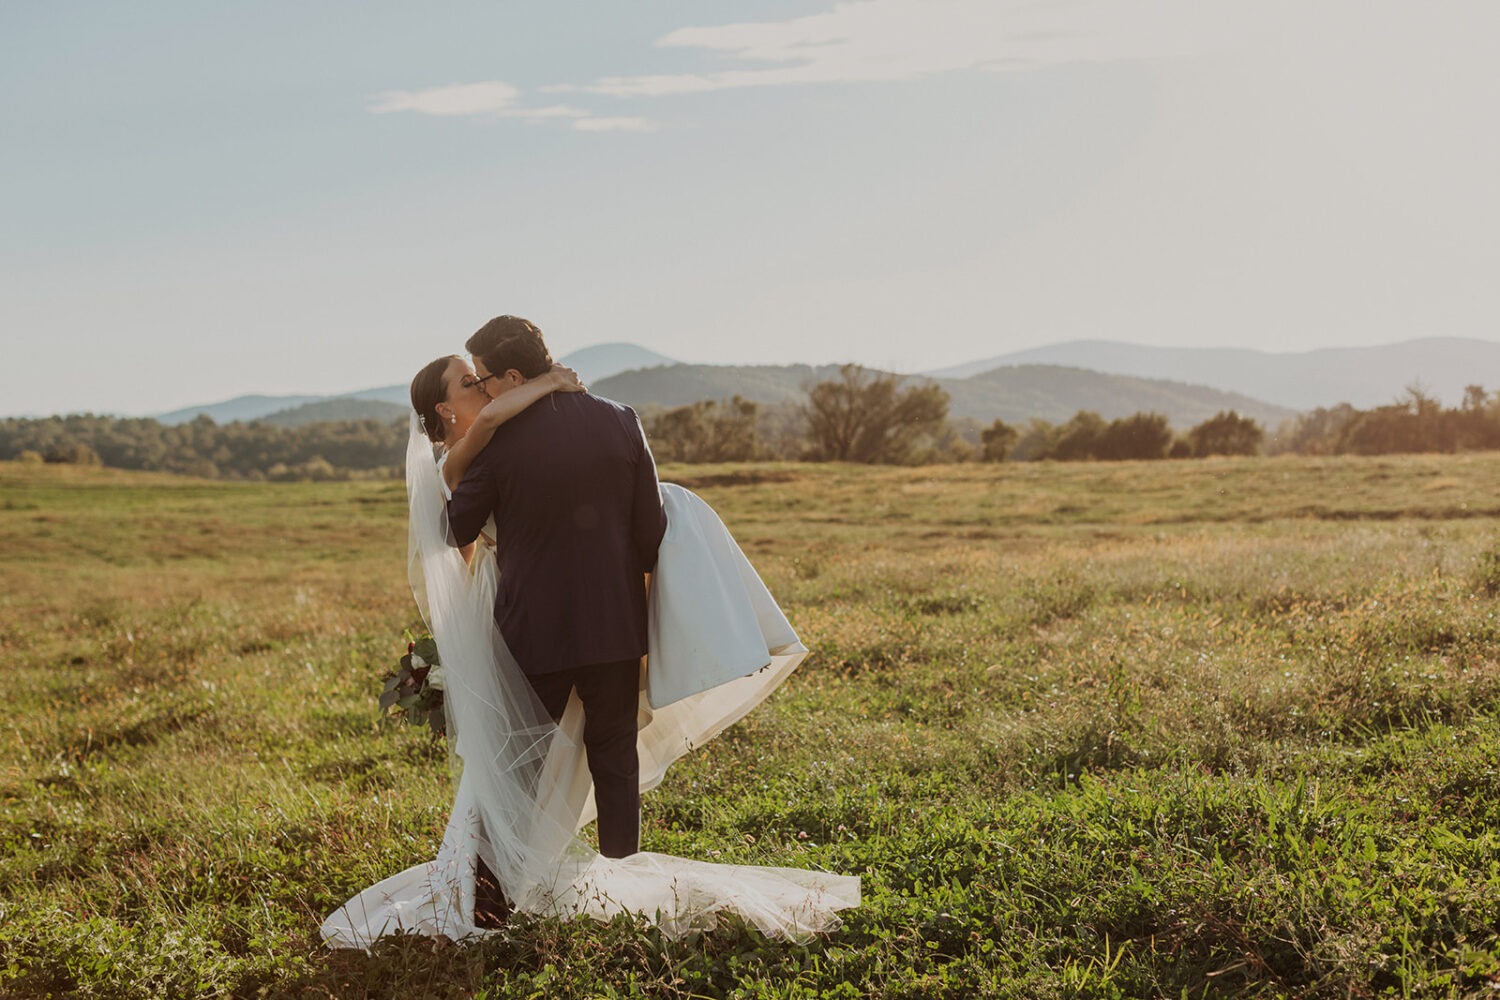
left=322, top=315, right=859, bottom=943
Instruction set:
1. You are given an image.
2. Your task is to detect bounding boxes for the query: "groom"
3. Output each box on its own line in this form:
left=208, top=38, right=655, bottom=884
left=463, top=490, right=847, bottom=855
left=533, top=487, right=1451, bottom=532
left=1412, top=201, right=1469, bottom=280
left=446, top=316, right=666, bottom=869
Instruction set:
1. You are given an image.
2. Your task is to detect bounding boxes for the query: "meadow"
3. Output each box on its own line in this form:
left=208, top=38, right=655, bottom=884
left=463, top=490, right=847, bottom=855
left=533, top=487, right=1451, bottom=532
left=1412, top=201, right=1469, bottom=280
left=5, top=453, right=1500, bottom=998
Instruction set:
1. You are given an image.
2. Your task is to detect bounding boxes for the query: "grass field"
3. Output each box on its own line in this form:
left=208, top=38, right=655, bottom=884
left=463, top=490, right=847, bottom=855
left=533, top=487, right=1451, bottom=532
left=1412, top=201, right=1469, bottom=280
left=6, top=454, right=1500, bottom=998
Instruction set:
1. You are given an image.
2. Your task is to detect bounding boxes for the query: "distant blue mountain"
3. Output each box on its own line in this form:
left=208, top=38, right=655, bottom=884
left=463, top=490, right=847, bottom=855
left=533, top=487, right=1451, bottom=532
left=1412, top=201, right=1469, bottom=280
left=591, top=363, right=1294, bottom=430
left=154, top=336, right=1494, bottom=428
left=560, top=342, right=678, bottom=384
left=927, top=337, right=1500, bottom=411
left=157, top=394, right=323, bottom=425
left=339, top=385, right=410, bottom=406
left=256, top=398, right=408, bottom=426
left=154, top=342, right=681, bottom=424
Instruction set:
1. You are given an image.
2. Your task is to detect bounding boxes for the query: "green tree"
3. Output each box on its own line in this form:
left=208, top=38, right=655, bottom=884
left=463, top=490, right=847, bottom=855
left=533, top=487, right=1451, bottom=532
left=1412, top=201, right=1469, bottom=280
left=980, top=419, right=1019, bottom=462
left=802, top=365, right=950, bottom=464
left=1270, top=404, right=1358, bottom=455
left=1052, top=411, right=1107, bottom=461
left=1011, top=419, right=1061, bottom=462
left=1095, top=412, right=1172, bottom=461
left=1187, top=411, right=1264, bottom=457
left=1454, top=385, right=1500, bottom=450
left=0, top=413, right=405, bottom=480
left=1338, top=385, right=1454, bottom=455
left=43, top=442, right=102, bottom=465
left=647, top=396, right=763, bottom=463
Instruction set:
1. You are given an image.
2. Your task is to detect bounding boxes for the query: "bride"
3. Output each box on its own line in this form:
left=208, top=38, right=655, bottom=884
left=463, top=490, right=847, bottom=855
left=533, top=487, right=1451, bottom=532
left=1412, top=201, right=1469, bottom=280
left=321, top=354, right=859, bottom=944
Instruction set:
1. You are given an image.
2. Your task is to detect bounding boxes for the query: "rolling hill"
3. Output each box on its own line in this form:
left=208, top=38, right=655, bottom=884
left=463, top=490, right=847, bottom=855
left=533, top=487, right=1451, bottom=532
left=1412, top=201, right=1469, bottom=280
left=560, top=342, right=679, bottom=383
left=157, top=394, right=324, bottom=425
left=184, top=360, right=1292, bottom=432
left=256, top=398, right=409, bottom=426
left=939, top=366, right=1294, bottom=428
left=929, top=337, right=1500, bottom=411
left=156, top=343, right=682, bottom=425
left=132, top=336, right=1500, bottom=427
left=591, top=363, right=1294, bottom=430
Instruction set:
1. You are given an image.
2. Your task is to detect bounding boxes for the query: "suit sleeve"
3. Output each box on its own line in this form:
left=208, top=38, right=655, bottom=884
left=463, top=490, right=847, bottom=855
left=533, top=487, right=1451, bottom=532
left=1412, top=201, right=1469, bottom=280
left=446, top=448, right=494, bottom=548
left=630, top=410, right=668, bottom=572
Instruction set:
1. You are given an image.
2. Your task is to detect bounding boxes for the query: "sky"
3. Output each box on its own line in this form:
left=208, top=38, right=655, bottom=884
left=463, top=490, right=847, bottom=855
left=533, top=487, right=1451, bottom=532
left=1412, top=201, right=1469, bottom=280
left=2, top=1, right=1497, bottom=417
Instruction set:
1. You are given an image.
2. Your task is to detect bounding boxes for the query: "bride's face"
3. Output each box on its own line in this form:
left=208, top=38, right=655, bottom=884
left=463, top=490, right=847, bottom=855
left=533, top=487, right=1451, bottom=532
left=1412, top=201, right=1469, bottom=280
left=437, top=358, right=491, bottom=443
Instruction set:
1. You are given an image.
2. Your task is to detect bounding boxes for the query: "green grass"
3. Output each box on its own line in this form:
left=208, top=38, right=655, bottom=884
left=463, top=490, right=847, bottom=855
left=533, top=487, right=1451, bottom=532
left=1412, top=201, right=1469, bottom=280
left=6, top=454, right=1500, bottom=998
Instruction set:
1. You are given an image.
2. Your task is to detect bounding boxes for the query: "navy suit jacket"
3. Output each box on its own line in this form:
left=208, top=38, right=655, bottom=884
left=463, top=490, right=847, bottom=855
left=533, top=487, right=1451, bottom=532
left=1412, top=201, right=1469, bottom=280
left=447, top=392, right=667, bottom=677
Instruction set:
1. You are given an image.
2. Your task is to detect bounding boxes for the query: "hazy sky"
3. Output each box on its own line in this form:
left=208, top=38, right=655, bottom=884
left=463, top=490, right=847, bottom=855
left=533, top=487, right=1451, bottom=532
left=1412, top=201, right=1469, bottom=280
left=3, top=1, right=1497, bottom=416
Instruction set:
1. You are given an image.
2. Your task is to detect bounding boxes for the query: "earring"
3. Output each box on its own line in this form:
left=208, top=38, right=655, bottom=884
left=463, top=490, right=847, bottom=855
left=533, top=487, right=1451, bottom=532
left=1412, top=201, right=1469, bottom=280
left=449, top=414, right=457, bottom=424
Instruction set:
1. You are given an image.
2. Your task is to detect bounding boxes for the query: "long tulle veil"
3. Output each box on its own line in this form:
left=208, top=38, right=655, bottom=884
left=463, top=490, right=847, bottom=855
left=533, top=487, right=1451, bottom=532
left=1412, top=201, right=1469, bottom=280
left=319, top=415, right=858, bottom=945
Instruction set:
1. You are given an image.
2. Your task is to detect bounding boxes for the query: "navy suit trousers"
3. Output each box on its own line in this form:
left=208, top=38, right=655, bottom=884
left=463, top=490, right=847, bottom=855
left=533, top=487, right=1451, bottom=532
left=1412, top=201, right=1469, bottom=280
left=527, top=657, right=642, bottom=859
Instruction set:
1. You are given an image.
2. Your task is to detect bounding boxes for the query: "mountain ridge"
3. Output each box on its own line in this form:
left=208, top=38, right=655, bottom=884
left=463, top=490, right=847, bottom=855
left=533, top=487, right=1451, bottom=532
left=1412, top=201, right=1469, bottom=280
left=148, top=336, right=1493, bottom=427
left=591, top=363, right=1293, bottom=430
left=243, top=362, right=1292, bottom=432
left=928, top=336, right=1498, bottom=411
left=156, top=343, right=682, bottom=425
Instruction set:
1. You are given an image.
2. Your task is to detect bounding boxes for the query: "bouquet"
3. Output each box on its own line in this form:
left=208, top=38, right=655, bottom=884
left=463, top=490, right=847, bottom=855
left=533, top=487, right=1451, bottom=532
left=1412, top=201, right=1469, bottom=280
left=380, top=633, right=446, bottom=737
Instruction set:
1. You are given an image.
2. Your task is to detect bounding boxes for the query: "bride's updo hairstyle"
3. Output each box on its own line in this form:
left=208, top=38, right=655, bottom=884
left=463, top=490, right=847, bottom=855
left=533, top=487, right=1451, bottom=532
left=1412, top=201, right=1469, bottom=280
left=410, top=355, right=461, bottom=444
left=465, top=315, right=553, bottom=381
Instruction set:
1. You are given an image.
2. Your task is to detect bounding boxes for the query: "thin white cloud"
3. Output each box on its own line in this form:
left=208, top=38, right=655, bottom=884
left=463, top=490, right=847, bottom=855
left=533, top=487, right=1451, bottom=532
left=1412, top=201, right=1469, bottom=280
left=370, top=1, right=1262, bottom=129
left=367, top=80, right=649, bottom=131
left=571, top=116, right=657, bottom=133
left=369, top=81, right=522, bottom=116
left=555, top=0, right=1276, bottom=98
left=517, top=104, right=591, bottom=121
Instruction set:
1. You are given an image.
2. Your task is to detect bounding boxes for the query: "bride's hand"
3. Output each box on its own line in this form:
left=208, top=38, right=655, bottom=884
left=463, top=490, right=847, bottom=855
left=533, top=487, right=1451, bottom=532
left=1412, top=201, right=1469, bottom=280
left=546, top=363, right=586, bottom=394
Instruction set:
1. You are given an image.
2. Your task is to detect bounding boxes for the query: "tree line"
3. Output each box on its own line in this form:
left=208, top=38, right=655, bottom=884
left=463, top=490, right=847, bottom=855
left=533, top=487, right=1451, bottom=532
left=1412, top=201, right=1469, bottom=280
left=0, top=413, right=403, bottom=480
left=647, top=366, right=1266, bottom=464
left=1267, top=385, right=1500, bottom=456
left=5, top=370, right=1498, bottom=479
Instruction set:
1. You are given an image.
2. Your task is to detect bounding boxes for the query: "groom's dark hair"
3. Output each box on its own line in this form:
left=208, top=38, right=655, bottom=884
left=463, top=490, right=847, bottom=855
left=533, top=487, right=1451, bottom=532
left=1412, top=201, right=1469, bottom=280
left=466, top=315, right=553, bottom=380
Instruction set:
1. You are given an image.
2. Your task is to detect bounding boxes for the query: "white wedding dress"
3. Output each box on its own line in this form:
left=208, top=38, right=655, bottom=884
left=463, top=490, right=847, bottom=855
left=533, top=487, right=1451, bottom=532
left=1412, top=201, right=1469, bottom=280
left=320, top=419, right=859, bottom=945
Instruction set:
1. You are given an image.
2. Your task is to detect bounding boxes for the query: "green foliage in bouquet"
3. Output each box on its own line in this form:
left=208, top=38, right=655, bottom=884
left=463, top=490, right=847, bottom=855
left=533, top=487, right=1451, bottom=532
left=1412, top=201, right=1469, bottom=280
left=380, top=633, right=446, bottom=737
